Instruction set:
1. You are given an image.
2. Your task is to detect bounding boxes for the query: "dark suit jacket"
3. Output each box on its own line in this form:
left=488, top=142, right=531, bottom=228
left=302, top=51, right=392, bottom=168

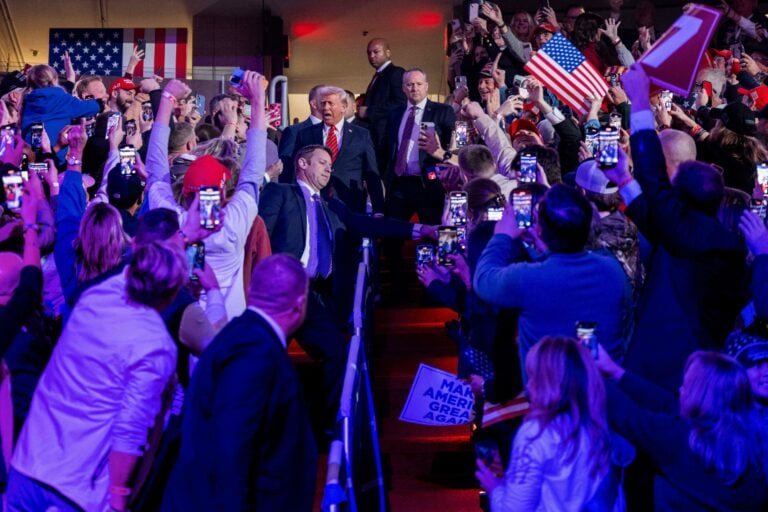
left=383, top=100, right=456, bottom=186
left=623, top=129, right=748, bottom=391
left=278, top=117, right=313, bottom=184
left=162, top=310, right=317, bottom=512
left=363, top=62, right=407, bottom=148
left=259, top=182, right=412, bottom=314
left=294, top=121, right=385, bottom=214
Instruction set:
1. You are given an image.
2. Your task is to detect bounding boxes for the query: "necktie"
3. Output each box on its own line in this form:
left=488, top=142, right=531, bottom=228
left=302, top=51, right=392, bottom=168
left=395, top=107, right=416, bottom=176
left=365, top=71, right=380, bottom=95
left=326, top=125, right=339, bottom=162
left=313, top=194, right=333, bottom=278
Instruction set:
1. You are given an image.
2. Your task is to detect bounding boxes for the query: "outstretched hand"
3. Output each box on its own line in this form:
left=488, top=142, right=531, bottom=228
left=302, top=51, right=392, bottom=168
left=740, top=210, right=768, bottom=256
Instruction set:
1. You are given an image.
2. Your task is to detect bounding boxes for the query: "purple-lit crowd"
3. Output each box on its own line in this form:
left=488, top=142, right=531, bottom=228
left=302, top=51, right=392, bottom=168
left=2, top=0, right=768, bottom=510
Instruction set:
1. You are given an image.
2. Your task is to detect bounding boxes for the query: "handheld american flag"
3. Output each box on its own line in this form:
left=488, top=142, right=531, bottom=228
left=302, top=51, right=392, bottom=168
left=524, top=33, right=609, bottom=116
left=49, top=28, right=188, bottom=79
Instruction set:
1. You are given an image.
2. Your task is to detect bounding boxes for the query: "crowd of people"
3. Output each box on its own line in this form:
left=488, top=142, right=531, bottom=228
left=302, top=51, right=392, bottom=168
left=2, top=0, right=768, bottom=510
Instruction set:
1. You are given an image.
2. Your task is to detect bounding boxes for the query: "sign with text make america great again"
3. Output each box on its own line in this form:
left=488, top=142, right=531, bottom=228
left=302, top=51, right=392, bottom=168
left=399, top=364, right=475, bottom=426
left=637, top=5, right=722, bottom=96
left=49, top=28, right=188, bottom=78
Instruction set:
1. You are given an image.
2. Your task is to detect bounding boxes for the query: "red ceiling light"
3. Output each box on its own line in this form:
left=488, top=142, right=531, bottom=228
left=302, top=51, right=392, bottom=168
left=292, top=22, right=322, bottom=38
left=412, top=11, right=443, bottom=28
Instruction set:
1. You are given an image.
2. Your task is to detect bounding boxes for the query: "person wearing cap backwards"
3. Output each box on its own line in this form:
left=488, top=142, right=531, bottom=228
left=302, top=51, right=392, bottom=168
left=106, top=77, right=138, bottom=116
left=20, top=64, right=100, bottom=157
left=574, top=158, right=640, bottom=289
left=145, top=70, right=267, bottom=319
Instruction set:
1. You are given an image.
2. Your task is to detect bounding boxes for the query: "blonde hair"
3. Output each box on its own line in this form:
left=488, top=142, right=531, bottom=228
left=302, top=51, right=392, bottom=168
left=73, top=203, right=129, bottom=282
left=26, top=64, right=59, bottom=89
left=126, top=239, right=187, bottom=309
left=681, top=351, right=767, bottom=484
left=525, top=336, right=611, bottom=478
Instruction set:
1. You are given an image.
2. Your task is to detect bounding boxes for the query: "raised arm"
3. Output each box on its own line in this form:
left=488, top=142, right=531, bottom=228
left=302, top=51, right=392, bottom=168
left=145, top=79, right=190, bottom=213
left=233, top=70, right=268, bottom=202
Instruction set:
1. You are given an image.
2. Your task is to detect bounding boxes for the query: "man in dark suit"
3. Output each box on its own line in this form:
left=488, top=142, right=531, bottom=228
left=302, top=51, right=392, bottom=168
left=278, top=84, right=323, bottom=184
left=162, top=254, right=317, bottom=512
left=385, top=68, right=456, bottom=226
left=381, top=68, right=455, bottom=297
left=295, top=86, right=385, bottom=214
left=359, top=38, right=407, bottom=161
left=606, top=64, right=748, bottom=391
left=260, top=144, right=423, bottom=420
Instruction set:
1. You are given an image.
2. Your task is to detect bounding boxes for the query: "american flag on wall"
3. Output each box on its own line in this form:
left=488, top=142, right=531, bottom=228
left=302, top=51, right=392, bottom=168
left=524, top=32, right=609, bottom=116
left=48, top=28, right=188, bottom=78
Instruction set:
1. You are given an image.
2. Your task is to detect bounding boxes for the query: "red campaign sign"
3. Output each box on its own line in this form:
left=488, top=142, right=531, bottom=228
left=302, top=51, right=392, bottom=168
left=638, top=5, right=722, bottom=96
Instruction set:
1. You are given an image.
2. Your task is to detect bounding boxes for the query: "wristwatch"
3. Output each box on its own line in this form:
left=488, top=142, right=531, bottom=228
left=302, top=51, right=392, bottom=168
left=442, top=150, right=453, bottom=162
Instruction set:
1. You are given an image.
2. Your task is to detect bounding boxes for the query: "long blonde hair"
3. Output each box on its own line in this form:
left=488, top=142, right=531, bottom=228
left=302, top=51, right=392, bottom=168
left=525, top=336, right=611, bottom=478
left=73, top=203, right=129, bottom=282
left=681, top=351, right=767, bottom=484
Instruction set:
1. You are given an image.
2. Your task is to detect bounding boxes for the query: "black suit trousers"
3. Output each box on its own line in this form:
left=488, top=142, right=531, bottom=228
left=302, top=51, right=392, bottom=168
left=294, top=279, right=348, bottom=420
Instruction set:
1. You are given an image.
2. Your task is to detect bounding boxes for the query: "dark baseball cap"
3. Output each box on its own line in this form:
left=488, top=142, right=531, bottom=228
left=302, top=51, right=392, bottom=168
left=107, top=165, right=144, bottom=210
left=0, top=71, right=26, bottom=98
left=716, top=102, right=757, bottom=136
left=724, top=330, right=768, bottom=368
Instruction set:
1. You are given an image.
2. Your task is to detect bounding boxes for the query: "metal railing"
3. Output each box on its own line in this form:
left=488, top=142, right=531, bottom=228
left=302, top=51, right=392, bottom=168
left=322, top=238, right=386, bottom=512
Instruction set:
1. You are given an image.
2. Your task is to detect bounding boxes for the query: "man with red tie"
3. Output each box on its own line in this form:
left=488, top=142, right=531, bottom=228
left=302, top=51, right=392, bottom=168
left=294, top=85, right=385, bottom=214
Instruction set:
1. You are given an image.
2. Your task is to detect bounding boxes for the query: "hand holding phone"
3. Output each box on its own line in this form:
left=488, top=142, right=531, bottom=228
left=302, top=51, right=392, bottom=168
left=416, top=244, right=435, bottom=267
left=597, top=127, right=619, bottom=169
left=437, top=226, right=461, bottom=266
left=449, top=191, right=468, bottom=226
left=576, top=321, right=598, bottom=359
left=30, top=123, right=44, bottom=151
left=519, top=153, right=537, bottom=183
left=199, top=186, right=222, bottom=229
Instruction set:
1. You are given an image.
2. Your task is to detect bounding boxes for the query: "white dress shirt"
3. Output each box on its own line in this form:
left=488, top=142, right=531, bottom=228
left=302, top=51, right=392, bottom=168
left=397, top=98, right=428, bottom=177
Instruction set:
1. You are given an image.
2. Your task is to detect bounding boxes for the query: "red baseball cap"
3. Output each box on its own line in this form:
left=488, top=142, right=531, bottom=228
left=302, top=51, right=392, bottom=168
left=182, top=155, right=231, bottom=194
left=107, top=78, right=138, bottom=96
left=737, top=85, right=768, bottom=110
left=534, top=23, right=558, bottom=35
left=509, top=118, right=541, bottom=140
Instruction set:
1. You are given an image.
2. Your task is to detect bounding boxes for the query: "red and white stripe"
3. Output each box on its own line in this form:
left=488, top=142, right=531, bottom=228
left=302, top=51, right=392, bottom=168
left=481, top=397, right=530, bottom=428
left=525, top=53, right=608, bottom=116
left=122, top=28, right=187, bottom=78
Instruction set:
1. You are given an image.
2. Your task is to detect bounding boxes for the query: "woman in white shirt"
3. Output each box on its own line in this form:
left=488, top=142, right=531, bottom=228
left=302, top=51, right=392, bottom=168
left=476, top=336, right=622, bottom=512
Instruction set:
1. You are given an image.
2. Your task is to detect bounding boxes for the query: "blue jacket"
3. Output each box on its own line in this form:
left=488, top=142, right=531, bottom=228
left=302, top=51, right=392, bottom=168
left=21, top=87, right=99, bottom=158
left=474, top=235, right=632, bottom=383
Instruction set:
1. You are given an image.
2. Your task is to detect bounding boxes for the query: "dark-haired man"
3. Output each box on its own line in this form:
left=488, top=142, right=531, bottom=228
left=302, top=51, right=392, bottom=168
left=107, top=78, right=138, bottom=115
left=359, top=38, right=407, bottom=160
left=474, top=183, right=632, bottom=383
left=260, top=144, right=423, bottom=420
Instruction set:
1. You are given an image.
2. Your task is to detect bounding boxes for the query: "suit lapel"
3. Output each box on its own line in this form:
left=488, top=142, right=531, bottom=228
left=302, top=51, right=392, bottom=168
left=421, top=100, right=435, bottom=123
left=336, top=121, right=354, bottom=162
left=291, top=184, right=308, bottom=243
left=312, top=123, right=324, bottom=146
